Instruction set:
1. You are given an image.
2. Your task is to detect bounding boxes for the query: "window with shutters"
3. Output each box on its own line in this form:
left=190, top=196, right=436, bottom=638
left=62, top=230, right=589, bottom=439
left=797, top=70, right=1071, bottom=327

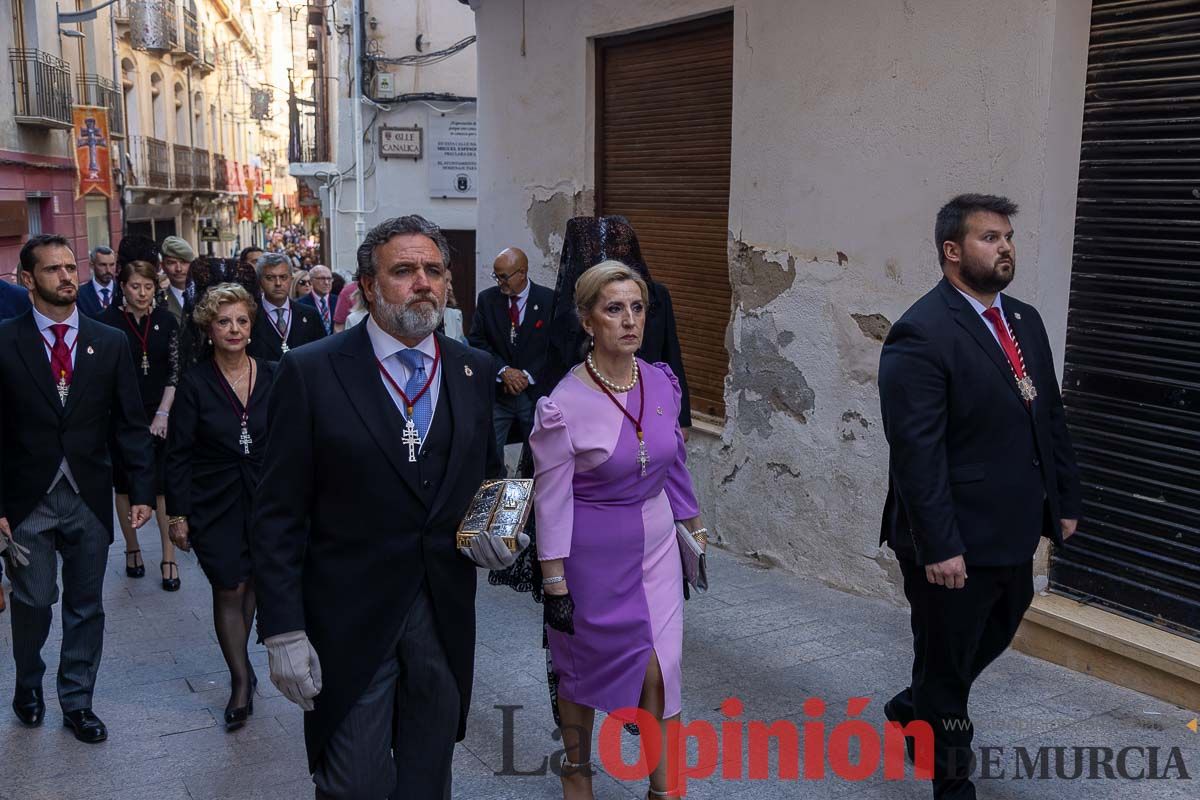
left=1050, top=0, right=1200, bottom=639
left=596, top=13, right=734, bottom=421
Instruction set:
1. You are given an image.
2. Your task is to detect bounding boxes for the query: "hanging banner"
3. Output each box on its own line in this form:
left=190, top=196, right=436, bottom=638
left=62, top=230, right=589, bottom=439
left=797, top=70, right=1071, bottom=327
left=73, top=106, right=113, bottom=199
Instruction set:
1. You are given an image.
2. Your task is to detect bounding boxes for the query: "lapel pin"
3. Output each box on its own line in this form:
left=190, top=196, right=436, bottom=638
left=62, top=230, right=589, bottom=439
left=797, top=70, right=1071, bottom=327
left=153, top=324, right=160, bottom=331
left=657, top=406, right=664, bottom=415
left=464, top=365, right=474, bottom=377
left=533, top=304, right=539, bottom=311
left=86, top=346, right=94, bottom=355
left=1012, top=312, right=1022, bottom=320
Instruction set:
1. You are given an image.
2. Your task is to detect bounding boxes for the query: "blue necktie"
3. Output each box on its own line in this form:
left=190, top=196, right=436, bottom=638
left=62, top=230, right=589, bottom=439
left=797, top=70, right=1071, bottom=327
left=397, top=349, right=433, bottom=441
left=100, top=287, right=110, bottom=308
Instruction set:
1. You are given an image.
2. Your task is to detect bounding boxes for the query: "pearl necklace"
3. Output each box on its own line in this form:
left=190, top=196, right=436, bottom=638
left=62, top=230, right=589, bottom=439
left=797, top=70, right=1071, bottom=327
left=586, top=351, right=638, bottom=393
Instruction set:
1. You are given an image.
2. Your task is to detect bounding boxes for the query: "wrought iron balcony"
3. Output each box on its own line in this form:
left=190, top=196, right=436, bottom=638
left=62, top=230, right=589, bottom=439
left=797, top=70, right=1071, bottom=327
left=213, top=153, right=229, bottom=191
left=193, top=148, right=212, bottom=190
left=289, top=93, right=330, bottom=164
left=173, top=144, right=193, bottom=189
left=182, top=1, right=200, bottom=60
left=76, top=75, right=124, bottom=138
left=129, top=135, right=172, bottom=189
left=10, top=49, right=73, bottom=129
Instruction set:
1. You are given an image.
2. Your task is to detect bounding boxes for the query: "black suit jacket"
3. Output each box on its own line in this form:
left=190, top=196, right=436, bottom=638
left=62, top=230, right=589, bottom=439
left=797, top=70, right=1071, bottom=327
left=75, top=281, right=113, bottom=318
left=878, top=278, right=1082, bottom=567
left=0, top=311, right=155, bottom=538
left=468, top=282, right=554, bottom=400
left=252, top=324, right=501, bottom=771
left=246, top=301, right=326, bottom=362
left=298, top=291, right=339, bottom=333
left=0, top=280, right=31, bottom=321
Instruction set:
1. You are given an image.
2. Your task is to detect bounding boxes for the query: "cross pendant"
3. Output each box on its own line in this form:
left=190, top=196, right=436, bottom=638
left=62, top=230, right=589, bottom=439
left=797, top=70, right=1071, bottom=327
left=402, top=418, right=421, bottom=462
left=57, top=377, right=69, bottom=405
left=509, top=325, right=517, bottom=345
left=142, top=352, right=150, bottom=375
left=637, top=438, right=649, bottom=478
left=1017, top=375, right=1038, bottom=402
left=239, top=425, right=252, bottom=455
left=281, top=341, right=289, bottom=353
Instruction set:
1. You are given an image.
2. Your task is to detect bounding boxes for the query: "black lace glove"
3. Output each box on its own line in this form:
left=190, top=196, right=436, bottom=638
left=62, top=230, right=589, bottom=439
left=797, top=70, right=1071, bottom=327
left=544, top=592, right=576, bottom=635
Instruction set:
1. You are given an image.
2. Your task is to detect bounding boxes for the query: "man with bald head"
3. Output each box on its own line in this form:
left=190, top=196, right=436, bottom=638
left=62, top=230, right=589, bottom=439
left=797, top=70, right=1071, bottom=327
left=469, top=247, right=554, bottom=462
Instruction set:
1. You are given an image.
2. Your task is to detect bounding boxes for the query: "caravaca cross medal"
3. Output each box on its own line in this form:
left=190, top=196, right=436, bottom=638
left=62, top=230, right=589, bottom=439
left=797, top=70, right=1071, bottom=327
left=375, top=341, right=442, bottom=463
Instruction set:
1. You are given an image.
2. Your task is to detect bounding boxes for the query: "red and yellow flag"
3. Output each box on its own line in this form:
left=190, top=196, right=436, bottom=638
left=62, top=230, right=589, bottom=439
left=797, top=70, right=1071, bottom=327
left=73, top=106, right=113, bottom=199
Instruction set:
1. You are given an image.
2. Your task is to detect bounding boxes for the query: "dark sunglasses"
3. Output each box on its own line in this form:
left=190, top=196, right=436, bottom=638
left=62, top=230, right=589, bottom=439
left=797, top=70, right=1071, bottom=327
left=297, top=279, right=311, bottom=286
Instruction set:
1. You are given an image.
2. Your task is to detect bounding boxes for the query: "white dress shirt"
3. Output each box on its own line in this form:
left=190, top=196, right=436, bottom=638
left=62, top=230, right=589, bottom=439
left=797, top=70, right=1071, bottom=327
left=954, top=286, right=1008, bottom=348
left=367, top=316, right=442, bottom=433
left=261, top=297, right=292, bottom=340
left=32, top=305, right=81, bottom=492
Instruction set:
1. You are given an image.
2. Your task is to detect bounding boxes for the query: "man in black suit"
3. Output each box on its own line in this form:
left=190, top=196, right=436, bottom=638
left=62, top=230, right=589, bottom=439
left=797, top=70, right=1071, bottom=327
left=468, top=247, right=554, bottom=458
left=0, top=234, right=154, bottom=743
left=247, top=252, right=325, bottom=361
left=297, top=264, right=339, bottom=335
left=878, top=194, right=1082, bottom=799
left=75, top=246, right=118, bottom=318
left=253, top=215, right=526, bottom=798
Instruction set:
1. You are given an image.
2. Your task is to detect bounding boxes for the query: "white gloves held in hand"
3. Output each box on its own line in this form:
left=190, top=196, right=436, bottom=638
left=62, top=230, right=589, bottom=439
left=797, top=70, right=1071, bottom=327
left=460, top=531, right=530, bottom=570
left=265, top=630, right=322, bottom=711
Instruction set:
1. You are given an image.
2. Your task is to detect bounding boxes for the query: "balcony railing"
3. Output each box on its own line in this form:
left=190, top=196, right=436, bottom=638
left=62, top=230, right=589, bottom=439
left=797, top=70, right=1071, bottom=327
left=129, top=135, right=172, bottom=189
left=76, top=75, right=124, bottom=138
left=213, top=153, right=228, bottom=191
left=193, top=148, right=211, bottom=189
left=183, top=2, right=200, bottom=60
left=166, top=1, right=179, bottom=49
left=10, top=49, right=73, bottom=129
left=173, top=144, right=193, bottom=189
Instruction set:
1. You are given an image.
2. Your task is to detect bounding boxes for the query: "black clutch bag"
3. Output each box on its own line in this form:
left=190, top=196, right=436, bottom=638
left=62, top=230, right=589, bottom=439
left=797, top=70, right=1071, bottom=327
left=675, top=522, right=708, bottom=592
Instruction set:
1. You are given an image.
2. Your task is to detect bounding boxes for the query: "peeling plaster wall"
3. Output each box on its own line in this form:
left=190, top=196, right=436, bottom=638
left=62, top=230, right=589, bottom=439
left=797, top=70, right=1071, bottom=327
left=474, top=0, right=1091, bottom=602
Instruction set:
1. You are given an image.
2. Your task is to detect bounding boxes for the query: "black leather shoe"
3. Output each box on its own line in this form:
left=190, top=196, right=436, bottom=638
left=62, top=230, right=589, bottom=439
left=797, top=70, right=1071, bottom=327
left=12, top=687, right=45, bottom=726
left=883, top=699, right=916, bottom=764
left=160, top=561, right=181, bottom=592
left=63, top=708, right=107, bottom=743
left=125, top=548, right=145, bottom=578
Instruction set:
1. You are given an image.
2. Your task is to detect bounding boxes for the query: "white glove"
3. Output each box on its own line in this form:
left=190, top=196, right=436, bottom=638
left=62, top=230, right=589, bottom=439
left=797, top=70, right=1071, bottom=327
left=460, top=531, right=530, bottom=570
left=265, top=630, right=322, bottom=711
left=0, top=531, right=30, bottom=567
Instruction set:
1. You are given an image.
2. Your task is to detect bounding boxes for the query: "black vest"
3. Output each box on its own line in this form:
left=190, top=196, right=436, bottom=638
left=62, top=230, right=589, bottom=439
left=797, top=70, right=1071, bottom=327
left=398, top=378, right=454, bottom=505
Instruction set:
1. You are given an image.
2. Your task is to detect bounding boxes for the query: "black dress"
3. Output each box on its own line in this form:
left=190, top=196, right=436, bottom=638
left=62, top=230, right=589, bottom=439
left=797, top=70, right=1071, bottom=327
left=165, top=357, right=276, bottom=589
left=98, top=304, right=180, bottom=495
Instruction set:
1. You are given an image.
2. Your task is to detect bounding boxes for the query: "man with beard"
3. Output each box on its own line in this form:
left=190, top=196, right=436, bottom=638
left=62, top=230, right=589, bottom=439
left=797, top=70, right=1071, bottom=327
left=253, top=215, right=527, bottom=798
left=76, top=246, right=118, bottom=317
left=0, top=234, right=154, bottom=742
left=878, top=194, right=1081, bottom=799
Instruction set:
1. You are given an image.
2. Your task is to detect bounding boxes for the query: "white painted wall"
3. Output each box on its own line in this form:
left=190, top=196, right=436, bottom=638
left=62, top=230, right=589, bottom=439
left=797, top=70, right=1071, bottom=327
left=325, top=0, right=478, bottom=276
left=472, top=0, right=1091, bottom=601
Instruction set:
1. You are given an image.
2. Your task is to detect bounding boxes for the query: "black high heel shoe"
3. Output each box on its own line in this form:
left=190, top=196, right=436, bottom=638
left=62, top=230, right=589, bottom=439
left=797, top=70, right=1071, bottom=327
left=224, top=681, right=252, bottom=732
left=125, top=549, right=145, bottom=578
left=160, top=561, right=180, bottom=592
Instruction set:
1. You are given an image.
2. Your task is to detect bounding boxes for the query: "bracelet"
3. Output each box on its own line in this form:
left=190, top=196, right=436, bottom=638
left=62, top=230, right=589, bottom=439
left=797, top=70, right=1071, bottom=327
left=154, top=411, right=170, bottom=417
left=691, top=527, right=709, bottom=546
left=542, top=576, right=566, bottom=586
left=168, top=516, right=187, bottom=525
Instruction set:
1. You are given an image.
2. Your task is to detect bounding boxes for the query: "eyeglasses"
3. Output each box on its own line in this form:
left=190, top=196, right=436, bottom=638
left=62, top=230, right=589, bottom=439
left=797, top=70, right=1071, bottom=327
left=492, top=269, right=527, bottom=284
left=297, top=279, right=310, bottom=286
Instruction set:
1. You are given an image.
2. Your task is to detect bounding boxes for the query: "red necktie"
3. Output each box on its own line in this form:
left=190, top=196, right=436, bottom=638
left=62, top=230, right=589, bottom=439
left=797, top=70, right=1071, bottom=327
left=982, top=307, right=1027, bottom=382
left=508, top=296, right=520, bottom=328
left=50, top=323, right=73, bottom=385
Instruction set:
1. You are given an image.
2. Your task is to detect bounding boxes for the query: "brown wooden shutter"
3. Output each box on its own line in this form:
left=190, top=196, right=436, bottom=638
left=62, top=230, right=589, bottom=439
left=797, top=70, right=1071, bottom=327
left=597, top=13, right=733, bottom=420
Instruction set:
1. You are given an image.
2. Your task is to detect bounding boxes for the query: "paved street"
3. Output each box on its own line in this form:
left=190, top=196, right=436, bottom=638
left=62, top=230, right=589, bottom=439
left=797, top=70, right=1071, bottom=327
left=0, top=517, right=1196, bottom=800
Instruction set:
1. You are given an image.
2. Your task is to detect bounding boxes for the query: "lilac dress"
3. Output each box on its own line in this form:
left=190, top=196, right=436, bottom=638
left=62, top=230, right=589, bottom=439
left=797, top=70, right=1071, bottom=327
left=530, top=360, right=700, bottom=720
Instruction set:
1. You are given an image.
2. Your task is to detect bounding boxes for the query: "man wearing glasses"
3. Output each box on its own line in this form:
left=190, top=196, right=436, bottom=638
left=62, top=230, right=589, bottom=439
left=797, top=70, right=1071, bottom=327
left=248, top=253, right=326, bottom=362
left=299, top=265, right=339, bottom=335
left=468, top=247, right=554, bottom=464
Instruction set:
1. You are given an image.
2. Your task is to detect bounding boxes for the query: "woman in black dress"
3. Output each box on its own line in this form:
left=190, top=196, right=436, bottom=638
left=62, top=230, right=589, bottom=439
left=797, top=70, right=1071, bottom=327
left=99, top=259, right=181, bottom=590
left=166, top=283, right=275, bottom=730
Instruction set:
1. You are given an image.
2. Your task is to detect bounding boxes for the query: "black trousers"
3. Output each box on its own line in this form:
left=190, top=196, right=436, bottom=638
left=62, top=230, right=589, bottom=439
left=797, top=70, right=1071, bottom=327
left=892, top=557, right=1034, bottom=800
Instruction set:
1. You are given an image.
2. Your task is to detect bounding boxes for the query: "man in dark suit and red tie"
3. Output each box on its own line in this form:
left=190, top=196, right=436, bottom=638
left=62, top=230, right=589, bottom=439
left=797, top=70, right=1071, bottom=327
left=468, top=247, right=554, bottom=459
left=0, top=234, right=155, bottom=743
left=878, top=194, right=1082, bottom=800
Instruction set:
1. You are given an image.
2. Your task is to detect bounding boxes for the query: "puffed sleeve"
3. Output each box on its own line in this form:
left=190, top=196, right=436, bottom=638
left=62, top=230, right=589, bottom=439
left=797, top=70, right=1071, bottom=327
left=529, top=396, right=575, bottom=560
left=654, top=362, right=701, bottom=519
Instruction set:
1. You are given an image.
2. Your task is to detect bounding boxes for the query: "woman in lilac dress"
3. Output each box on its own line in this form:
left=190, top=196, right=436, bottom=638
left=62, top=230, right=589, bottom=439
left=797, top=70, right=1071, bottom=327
left=530, top=260, right=707, bottom=800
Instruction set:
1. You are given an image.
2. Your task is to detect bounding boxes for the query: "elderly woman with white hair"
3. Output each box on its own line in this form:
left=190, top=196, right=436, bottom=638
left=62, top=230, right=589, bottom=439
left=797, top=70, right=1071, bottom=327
left=246, top=251, right=326, bottom=362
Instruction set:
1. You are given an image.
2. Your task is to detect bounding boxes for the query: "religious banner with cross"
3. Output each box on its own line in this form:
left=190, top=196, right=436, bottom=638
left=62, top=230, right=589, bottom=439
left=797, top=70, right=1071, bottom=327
left=72, top=106, right=113, bottom=199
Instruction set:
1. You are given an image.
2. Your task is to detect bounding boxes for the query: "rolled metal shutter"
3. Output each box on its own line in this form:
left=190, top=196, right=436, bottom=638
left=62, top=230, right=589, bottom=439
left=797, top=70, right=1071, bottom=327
left=596, top=13, right=734, bottom=420
left=1051, top=0, right=1200, bottom=638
